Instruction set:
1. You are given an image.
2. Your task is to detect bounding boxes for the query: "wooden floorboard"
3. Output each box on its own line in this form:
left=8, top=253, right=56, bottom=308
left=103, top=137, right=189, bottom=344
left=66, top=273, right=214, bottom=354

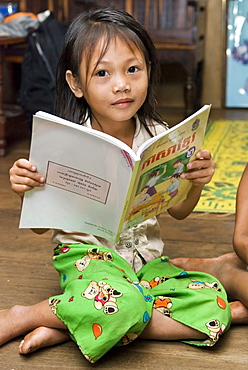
left=0, top=109, right=247, bottom=369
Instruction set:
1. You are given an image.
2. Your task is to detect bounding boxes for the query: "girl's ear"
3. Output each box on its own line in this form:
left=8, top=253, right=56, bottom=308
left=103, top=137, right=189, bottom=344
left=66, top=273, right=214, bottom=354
left=66, top=70, right=84, bottom=98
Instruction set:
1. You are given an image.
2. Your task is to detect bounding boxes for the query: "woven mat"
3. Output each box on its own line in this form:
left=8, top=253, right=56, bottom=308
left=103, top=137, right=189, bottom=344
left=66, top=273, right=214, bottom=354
left=194, top=120, right=248, bottom=213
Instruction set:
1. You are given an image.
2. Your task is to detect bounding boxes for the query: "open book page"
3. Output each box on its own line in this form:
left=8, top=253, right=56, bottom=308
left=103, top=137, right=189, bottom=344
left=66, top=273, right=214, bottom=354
left=19, top=113, right=137, bottom=241
left=33, top=111, right=138, bottom=158
left=118, top=105, right=211, bottom=234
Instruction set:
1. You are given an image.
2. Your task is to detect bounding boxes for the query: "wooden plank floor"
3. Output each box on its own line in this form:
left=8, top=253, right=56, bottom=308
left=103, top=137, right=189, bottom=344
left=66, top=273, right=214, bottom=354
left=0, top=108, right=247, bottom=369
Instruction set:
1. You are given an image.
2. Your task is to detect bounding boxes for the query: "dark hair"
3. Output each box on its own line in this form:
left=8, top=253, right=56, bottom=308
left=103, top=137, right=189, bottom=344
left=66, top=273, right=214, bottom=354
left=55, top=7, right=165, bottom=136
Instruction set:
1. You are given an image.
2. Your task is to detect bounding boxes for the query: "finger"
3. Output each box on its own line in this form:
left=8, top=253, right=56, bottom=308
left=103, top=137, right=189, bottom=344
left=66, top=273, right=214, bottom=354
left=9, top=173, right=45, bottom=190
left=186, top=156, right=215, bottom=171
left=181, top=170, right=203, bottom=180
left=11, top=184, right=37, bottom=194
left=181, top=167, right=214, bottom=181
left=12, top=169, right=45, bottom=183
left=187, top=160, right=214, bottom=171
left=12, top=158, right=37, bottom=172
left=196, top=149, right=212, bottom=160
left=13, top=175, right=45, bottom=187
left=10, top=161, right=45, bottom=184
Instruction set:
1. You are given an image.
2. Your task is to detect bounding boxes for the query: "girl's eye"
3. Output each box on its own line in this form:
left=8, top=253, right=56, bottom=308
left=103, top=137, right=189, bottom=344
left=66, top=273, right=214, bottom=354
left=128, top=66, right=140, bottom=73
left=96, top=70, right=109, bottom=77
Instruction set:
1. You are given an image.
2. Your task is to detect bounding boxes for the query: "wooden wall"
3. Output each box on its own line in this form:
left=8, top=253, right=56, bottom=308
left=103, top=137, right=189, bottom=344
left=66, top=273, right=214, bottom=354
left=202, top=0, right=226, bottom=108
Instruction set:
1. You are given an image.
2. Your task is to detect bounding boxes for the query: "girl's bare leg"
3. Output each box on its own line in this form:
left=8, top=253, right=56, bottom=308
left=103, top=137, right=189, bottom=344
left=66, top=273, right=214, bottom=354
left=0, top=300, right=67, bottom=351
left=170, top=253, right=248, bottom=324
left=140, top=308, right=207, bottom=340
left=20, top=306, right=207, bottom=355
left=19, top=306, right=207, bottom=355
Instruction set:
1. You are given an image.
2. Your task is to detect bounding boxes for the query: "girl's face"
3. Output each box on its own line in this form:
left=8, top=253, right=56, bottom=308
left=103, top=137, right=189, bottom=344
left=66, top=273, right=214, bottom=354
left=66, top=36, right=149, bottom=132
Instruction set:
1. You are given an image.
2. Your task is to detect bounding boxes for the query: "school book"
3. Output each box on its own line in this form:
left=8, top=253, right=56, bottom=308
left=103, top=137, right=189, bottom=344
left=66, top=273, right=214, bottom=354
left=19, top=104, right=211, bottom=242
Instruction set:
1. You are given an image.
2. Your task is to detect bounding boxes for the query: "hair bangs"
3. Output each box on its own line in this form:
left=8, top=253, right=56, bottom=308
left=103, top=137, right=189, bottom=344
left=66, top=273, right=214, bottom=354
left=74, top=21, right=150, bottom=86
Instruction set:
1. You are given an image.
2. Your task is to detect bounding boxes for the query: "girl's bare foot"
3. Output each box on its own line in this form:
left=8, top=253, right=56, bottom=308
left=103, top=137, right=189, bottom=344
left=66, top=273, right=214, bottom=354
left=230, top=301, right=248, bottom=324
left=0, top=300, right=67, bottom=347
left=19, top=327, right=70, bottom=354
left=170, top=253, right=246, bottom=277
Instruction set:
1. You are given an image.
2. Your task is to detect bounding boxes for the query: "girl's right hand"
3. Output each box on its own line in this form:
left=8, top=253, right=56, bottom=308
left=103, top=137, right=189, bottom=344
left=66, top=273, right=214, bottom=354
left=9, top=158, right=45, bottom=198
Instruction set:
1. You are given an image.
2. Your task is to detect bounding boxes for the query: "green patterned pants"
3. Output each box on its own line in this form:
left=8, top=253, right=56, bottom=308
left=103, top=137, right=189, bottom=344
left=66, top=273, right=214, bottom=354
left=49, top=244, right=231, bottom=363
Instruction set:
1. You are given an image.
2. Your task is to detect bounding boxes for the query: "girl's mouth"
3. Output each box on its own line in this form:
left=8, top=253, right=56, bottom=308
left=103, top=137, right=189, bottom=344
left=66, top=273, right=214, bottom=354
left=112, top=98, right=133, bottom=107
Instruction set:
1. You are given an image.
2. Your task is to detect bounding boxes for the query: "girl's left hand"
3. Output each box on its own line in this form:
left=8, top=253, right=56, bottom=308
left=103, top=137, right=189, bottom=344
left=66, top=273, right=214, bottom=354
left=180, top=149, right=215, bottom=186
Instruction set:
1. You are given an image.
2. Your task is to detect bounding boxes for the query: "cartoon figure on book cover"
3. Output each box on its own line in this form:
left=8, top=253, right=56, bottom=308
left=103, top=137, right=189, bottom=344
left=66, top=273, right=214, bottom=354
left=160, top=175, right=181, bottom=207
left=128, top=156, right=185, bottom=219
left=171, top=158, right=185, bottom=178
left=126, top=144, right=199, bottom=225
left=141, top=165, right=167, bottom=196
left=132, top=186, right=154, bottom=208
left=127, top=164, right=168, bottom=220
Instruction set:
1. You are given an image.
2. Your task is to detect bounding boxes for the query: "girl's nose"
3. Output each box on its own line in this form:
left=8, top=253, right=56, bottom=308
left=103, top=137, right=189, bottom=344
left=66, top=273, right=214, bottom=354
left=113, top=76, right=131, bottom=93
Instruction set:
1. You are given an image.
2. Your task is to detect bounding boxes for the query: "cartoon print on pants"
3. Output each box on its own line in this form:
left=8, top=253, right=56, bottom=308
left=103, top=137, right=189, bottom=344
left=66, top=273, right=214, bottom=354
left=140, top=275, right=170, bottom=289
left=123, top=275, right=147, bottom=294
left=187, top=280, right=222, bottom=291
left=204, top=319, right=226, bottom=346
left=217, top=295, right=227, bottom=309
left=52, top=244, right=71, bottom=260
left=92, top=323, right=103, bottom=339
left=49, top=298, right=61, bottom=314
left=121, top=332, right=139, bottom=345
left=153, top=296, right=173, bottom=317
left=75, top=248, right=113, bottom=271
left=82, top=280, right=122, bottom=314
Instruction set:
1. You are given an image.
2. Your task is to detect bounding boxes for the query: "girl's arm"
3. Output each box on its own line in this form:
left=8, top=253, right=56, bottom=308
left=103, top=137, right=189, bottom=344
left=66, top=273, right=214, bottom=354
left=9, top=158, right=49, bottom=235
left=167, top=150, right=215, bottom=220
left=233, top=163, right=248, bottom=265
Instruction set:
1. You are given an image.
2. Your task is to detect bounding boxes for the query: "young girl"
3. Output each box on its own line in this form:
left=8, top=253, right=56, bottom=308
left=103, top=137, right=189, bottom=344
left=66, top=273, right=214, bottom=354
left=7, top=7, right=229, bottom=363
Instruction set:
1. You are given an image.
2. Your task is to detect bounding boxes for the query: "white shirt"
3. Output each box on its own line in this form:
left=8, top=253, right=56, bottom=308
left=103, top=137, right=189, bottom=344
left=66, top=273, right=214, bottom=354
left=51, top=116, right=168, bottom=272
